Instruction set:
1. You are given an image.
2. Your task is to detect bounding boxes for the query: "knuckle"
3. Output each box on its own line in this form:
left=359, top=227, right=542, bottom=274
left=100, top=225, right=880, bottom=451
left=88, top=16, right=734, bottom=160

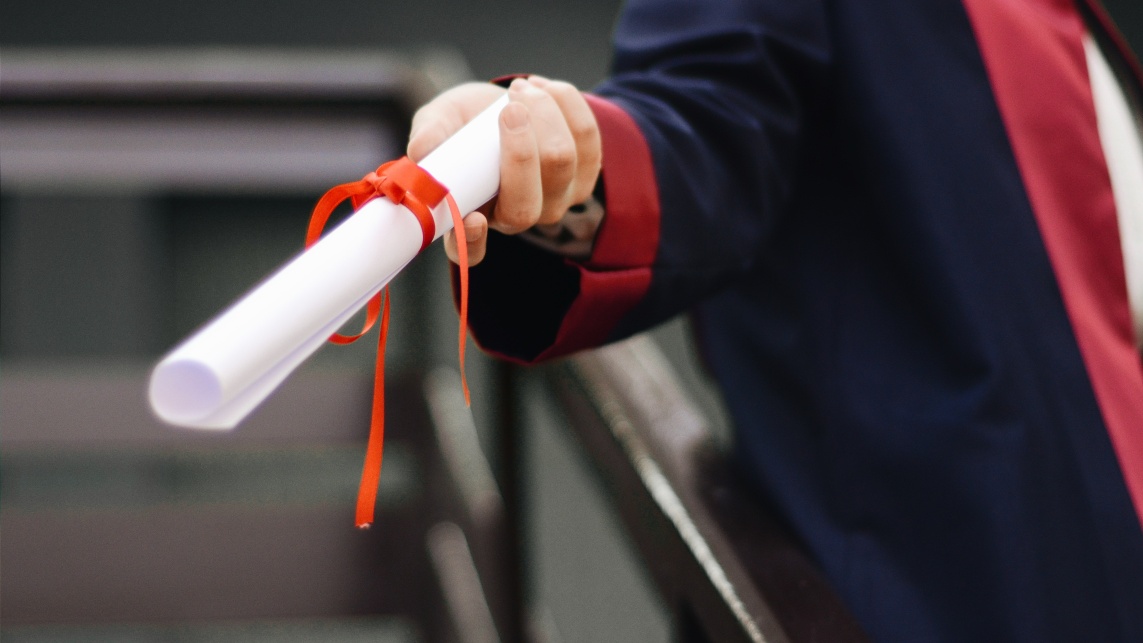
left=569, top=117, right=597, bottom=143
left=505, top=143, right=537, bottom=166
left=546, top=80, right=578, bottom=100
left=538, top=207, right=566, bottom=226
left=494, top=203, right=538, bottom=234
left=519, top=85, right=554, bottom=108
left=541, top=141, right=576, bottom=174
left=571, top=179, right=597, bottom=206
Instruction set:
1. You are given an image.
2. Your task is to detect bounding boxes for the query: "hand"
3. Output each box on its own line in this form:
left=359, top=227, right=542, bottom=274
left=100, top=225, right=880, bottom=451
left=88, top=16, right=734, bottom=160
left=407, top=76, right=602, bottom=266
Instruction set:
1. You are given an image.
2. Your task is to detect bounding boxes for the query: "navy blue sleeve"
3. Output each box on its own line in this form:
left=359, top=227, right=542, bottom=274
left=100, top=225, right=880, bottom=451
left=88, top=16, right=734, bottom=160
left=464, top=0, right=830, bottom=362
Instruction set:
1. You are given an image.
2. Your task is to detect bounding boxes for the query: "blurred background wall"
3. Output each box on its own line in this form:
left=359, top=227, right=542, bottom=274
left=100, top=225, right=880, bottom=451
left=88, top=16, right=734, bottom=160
left=0, top=0, right=626, bottom=89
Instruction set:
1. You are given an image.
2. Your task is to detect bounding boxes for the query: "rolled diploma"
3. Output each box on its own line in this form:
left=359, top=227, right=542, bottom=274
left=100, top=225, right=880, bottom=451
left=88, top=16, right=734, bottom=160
left=149, top=95, right=509, bottom=429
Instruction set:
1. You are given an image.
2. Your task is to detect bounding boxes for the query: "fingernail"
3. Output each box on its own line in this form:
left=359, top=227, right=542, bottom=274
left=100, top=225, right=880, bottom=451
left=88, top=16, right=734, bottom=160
left=528, top=75, right=550, bottom=87
left=502, top=104, right=528, bottom=131
left=509, top=77, right=531, bottom=93
left=465, top=221, right=485, bottom=241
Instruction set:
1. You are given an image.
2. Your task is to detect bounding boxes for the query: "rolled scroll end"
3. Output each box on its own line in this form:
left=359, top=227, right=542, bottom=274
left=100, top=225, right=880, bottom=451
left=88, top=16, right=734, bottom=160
left=149, top=359, right=228, bottom=429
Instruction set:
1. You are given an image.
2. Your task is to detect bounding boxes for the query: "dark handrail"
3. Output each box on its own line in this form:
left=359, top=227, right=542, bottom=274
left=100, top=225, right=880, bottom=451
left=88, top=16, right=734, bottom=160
left=547, top=335, right=869, bottom=643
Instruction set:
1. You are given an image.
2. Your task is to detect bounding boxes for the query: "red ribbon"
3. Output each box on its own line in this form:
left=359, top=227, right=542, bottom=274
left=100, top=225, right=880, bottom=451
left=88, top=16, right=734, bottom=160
left=307, top=156, right=470, bottom=528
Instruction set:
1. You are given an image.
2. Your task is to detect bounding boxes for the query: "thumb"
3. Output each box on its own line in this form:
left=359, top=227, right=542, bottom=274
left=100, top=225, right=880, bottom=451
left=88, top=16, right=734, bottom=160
left=444, top=211, right=489, bottom=266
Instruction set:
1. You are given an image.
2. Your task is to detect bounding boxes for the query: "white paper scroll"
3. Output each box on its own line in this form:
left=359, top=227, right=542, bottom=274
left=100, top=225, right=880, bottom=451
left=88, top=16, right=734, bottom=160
left=149, top=95, right=508, bottom=429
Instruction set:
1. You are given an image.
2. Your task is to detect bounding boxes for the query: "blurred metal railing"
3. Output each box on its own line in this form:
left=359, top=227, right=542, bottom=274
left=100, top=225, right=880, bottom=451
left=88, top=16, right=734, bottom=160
left=545, top=336, right=870, bottom=643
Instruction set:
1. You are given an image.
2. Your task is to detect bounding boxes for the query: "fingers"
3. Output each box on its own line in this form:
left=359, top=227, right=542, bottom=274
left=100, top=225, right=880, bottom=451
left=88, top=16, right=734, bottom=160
left=412, top=76, right=602, bottom=269
left=507, top=78, right=578, bottom=225
left=530, top=77, right=602, bottom=206
left=408, top=83, right=507, bottom=161
left=444, top=211, right=489, bottom=266
left=490, top=77, right=602, bottom=232
left=493, top=100, right=544, bottom=234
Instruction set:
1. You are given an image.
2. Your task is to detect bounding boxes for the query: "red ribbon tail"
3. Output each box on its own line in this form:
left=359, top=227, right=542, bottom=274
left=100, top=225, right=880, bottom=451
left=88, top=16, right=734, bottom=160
left=309, top=158, right=468, bottom=528
left=355, top=288, right=391, bottom=529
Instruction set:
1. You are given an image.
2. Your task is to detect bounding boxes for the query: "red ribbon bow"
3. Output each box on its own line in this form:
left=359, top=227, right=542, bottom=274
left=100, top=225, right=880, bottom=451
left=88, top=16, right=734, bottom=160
left=307, top=156, right=470, bottom=528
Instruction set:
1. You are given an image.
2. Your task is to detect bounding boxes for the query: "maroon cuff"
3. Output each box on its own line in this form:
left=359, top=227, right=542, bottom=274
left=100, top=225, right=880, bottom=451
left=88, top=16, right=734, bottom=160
left=582, top=94, right=661, bottom=270
left=527, top=94, right=662, bottom=360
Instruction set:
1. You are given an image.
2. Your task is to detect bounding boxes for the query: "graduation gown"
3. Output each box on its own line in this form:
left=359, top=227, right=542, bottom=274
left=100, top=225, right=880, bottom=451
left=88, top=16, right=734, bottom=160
left=464, top=0, right=1143, bottom=640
